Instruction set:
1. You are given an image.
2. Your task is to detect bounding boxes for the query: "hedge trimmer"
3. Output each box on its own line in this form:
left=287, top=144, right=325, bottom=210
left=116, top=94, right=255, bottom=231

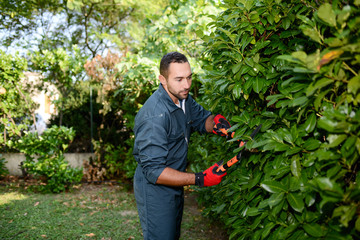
left=216, top=124, right=262, bottom=173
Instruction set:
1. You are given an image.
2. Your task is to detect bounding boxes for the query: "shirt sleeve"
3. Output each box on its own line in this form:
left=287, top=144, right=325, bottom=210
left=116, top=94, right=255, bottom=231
left=188, top=97, right=212, bottom=134
left=133, top=114, right=168, bottom=184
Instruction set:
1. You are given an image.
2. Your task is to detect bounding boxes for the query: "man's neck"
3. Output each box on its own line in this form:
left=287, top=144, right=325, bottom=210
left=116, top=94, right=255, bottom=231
left=162, top=84, right=180, bottom=104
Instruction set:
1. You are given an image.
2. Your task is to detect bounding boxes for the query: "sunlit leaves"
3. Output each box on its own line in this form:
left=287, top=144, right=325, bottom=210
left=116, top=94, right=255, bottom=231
left=317, top=3, right=336, bottom=27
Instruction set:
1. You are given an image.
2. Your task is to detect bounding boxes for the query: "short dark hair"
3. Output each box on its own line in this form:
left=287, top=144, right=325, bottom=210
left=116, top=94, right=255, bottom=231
left=160, top=52, right=189, bottom=79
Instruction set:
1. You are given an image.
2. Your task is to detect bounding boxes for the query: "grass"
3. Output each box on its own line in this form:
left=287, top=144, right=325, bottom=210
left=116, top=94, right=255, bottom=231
left=0, top=182, right=228, bottom=240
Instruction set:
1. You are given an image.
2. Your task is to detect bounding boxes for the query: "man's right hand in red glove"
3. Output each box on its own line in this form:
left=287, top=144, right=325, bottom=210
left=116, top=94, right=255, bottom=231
left=195, top=161, right=227, bottom=187
left=213, top=114, right=232, bottom=137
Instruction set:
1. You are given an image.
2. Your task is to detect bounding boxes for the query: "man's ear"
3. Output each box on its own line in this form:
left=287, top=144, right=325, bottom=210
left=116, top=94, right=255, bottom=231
left=159, top=75, right=167, bottom=85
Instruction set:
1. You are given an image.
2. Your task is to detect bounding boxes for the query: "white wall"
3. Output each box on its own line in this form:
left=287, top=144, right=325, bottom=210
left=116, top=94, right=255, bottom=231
left=1, top=153, right=95, bottom=176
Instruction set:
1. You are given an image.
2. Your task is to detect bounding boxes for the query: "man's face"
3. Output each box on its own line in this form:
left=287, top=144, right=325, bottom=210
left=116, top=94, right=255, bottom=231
left=160, top=62, right=192, bottom=104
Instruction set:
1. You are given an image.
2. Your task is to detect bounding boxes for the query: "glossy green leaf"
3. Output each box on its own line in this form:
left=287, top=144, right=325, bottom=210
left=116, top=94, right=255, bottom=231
left=277, top=224, right=299, bottom=239
left=286, top=147, right=302, bottom=156
left=304, top=113, right=316, bottom=133
left=305, top=193, right=316, bottom=207
left=233, top=83, right=242, bottom=98
left=215, top=203, right=226, bottom=214
left=262, top=222, right=276, bottom=239
left=246, top=207, right=261, bottom=217
left=347, top=75, right=360, bottom=95
left=261, top=180, right=287, bottom=193
left=303, top=223, right=324, bottom=237
left=332, top=205, right=357, bottom=227
left=313, top=177, right=344, bottom=196
left=342, top=136, right=357, bottom=151
left=277, top=128, right=293, bottom=144
left=306, top=78, right=334, bottom=96
left=232, top=63, right=242, bottom=74
left=327, top=165, right=342, bottom=178
left=356, top=138, right=360, bottom=155
left=303, top=139, right=321, bottom=151
left=268, top=192, right=284, bottom=208
left=300, top=25, right=322, bottom=44
left=356, top=216, right=360, bottom=232
left=290, top=155, right=301, bottom=178
left=287, top=192, right=304, bottom=212
left=253, top=77, right=264, bottom=93
left=314, top=89, right=331, bottom=111
left=317, top=117, right=338, bottom=132
left=317, top=3, right=336, bottom=27
left=327, top=134, right=347, bottom=148
left=292, top=96, right=308, bottom=107
left=266, top=94, right=284, bottom=106
left=291, top=51, right=307, bottom=63
left=249, top=11, right=260, bottom=23
left=244, top=0, right=254, bottom=11
left=314, top=148, right=341, bottom=161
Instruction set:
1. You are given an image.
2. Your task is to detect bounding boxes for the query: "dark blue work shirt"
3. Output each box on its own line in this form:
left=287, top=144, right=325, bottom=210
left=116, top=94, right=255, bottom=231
left=133, top=83, right=211, bottom=184
left=132, top=84, right=211, bottom=239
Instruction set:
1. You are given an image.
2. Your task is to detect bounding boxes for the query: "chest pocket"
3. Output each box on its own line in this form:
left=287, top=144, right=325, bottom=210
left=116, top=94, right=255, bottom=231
left=168, top=110, right=186, bottom=141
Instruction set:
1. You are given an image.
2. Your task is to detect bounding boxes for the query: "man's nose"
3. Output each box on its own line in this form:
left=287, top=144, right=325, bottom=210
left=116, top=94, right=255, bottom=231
left=183, top=79, right=191, bottom=89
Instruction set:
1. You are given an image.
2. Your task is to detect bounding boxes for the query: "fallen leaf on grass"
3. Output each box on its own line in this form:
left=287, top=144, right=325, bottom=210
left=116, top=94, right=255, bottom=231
left=72, top=184, right=81, bottom=189
left=8, top=219, right=13, bottom=223
left=86, top=233, right=95, bottom=237
left=34, top=202, right=40, bottom=207
left=90, top=211, right=98, bottom=216
left=41, top=235, right=47, bottom=238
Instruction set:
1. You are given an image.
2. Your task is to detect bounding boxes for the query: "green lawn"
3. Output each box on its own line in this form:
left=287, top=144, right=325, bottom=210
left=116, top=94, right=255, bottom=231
left=0, top=183, right=228, bottom=240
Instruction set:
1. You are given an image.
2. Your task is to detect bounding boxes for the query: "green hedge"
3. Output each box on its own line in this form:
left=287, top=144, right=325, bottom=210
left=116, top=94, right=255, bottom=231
left=193, top=0, right=360, bottom=239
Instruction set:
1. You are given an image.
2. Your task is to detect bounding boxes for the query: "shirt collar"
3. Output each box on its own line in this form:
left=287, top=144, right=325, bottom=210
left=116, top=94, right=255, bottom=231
left=159, top=83, right=186, bottom=113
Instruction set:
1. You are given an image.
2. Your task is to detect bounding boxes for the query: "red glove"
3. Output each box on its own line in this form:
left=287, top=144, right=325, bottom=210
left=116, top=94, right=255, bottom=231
left=195, top=161, right=227, bottom=187
left=213, top=114, right=231, bottom=137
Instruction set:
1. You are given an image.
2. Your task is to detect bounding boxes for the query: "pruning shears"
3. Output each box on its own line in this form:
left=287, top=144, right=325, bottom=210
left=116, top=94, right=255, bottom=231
left=216, top=124, right=262, bottom=173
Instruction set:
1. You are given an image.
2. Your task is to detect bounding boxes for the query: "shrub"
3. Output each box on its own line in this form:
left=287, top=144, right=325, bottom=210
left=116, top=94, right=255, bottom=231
left=16, top=125, right=83, bottom=193
left=193, top=0, right=360, bottom=239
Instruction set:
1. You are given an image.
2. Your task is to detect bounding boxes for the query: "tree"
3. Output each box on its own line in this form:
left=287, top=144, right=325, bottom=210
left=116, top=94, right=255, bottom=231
left=1, top=0, right=168, bottom=57
left=29, top=46, right=87, bottom=126
left=0, top=50, right=38, bottom=151
left=0, top=0, right=61, bottom=48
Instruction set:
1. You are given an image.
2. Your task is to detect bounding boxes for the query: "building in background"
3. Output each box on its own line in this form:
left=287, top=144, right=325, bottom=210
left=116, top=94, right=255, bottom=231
left=23, top=72, right=58, bottom=134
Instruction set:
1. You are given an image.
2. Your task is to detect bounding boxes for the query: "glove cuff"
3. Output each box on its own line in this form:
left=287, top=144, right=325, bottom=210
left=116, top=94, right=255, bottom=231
left=195, top=172, right=204, bottom=187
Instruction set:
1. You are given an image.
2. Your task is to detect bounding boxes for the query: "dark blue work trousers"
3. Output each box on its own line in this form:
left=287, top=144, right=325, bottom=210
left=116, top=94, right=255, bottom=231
left=134, top=167, right=184, bottom=240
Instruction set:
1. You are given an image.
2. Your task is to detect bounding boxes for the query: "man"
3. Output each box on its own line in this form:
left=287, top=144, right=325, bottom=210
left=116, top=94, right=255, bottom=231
left=133, top=52, right=230, bottom=240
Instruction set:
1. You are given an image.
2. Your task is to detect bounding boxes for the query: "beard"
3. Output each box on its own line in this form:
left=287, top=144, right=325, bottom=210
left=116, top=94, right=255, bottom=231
left=168, top=88, right=189, bottom=101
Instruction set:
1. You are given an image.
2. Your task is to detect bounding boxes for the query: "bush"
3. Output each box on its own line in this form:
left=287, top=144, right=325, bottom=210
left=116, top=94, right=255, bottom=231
left=16, top=125, right=83, bottom=193
left=193, top=0, right=360, bottom=239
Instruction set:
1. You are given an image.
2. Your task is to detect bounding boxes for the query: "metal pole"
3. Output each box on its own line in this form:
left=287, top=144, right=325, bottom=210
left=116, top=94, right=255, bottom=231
left=90, top=86, right=93, bottom=153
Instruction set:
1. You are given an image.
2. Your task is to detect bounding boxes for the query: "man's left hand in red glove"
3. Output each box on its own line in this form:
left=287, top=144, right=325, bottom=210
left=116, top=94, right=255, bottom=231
left=195, top=161, right=227, bottom=187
